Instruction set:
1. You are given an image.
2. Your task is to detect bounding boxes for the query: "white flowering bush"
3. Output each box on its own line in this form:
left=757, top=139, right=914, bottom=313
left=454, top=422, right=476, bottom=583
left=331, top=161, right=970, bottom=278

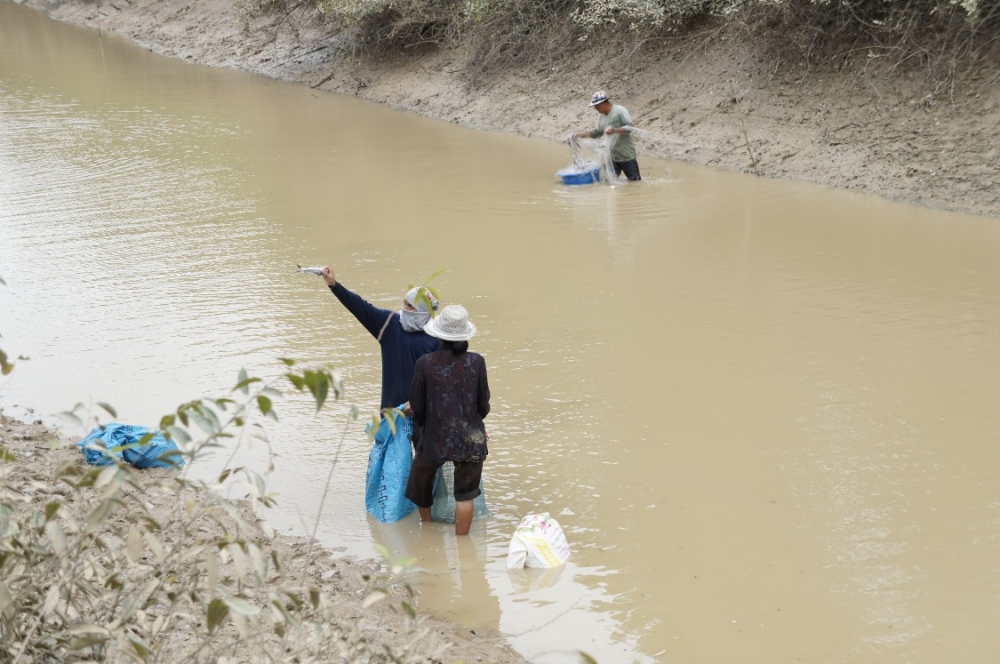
left=572, top=0, right=667, bottom=33
left=952, top=0, right=981, bottom=21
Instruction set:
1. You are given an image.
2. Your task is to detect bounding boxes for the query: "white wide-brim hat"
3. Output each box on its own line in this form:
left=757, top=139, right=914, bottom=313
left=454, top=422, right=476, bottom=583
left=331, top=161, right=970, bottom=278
left=424, top=304, right=477, bottom=341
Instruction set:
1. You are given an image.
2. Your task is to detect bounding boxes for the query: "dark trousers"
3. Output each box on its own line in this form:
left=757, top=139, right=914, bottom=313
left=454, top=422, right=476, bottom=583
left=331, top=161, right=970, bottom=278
left=405, top=453, right=484, bottom=507
left=613, top=159, right=642, bottom=181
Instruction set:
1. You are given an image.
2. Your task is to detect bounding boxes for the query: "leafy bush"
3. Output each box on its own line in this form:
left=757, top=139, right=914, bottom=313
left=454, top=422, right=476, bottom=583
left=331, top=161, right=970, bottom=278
left=288, top=0, right=997, bottom=78
left=454, top=0, right=582, bottom=76
left=571, top=0, right=716, bottom=38
left=733, top=0, right=999, bottom=79
left=0, top=362, right=431, bottom=663
left=316, top=0, right=460, bottom=51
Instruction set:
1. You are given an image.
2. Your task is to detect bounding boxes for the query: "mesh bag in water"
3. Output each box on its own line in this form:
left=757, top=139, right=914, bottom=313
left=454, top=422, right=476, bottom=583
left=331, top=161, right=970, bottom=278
left=430, top=461, right=490, bottom=523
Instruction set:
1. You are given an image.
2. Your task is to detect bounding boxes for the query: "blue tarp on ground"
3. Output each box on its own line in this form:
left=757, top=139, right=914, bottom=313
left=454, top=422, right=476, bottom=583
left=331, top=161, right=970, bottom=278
left=77, top=423, right=184, bottom=469
left=365, top=408, right=417, bottom=523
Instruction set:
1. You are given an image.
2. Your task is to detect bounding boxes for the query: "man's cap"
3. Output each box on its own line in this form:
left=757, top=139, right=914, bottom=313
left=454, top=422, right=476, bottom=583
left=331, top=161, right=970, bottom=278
left=589, top=91, right=609, bottom=106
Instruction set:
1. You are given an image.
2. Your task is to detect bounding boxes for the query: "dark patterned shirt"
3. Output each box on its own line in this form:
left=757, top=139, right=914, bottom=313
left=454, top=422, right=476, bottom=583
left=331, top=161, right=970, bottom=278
left=409, top=349, right=490, bottom=463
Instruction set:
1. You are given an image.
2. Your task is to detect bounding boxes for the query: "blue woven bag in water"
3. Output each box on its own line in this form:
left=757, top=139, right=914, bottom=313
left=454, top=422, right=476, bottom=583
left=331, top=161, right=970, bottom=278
left=364, top=408, right=417, bottom=523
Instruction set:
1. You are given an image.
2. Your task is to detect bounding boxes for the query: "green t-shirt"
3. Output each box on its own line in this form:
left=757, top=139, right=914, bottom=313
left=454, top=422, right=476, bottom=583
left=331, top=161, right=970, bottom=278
left=588, top=104, right=636, bottom=162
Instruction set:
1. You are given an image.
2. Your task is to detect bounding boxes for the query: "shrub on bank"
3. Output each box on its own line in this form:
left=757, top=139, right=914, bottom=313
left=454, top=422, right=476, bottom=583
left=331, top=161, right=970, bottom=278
left=316, top=0, right=458, bottom=51
left=0, top=364, right=430, bottom=663
left=738, top=0, right=999, bottom=87
left=251, top=0, right=998, bottom=77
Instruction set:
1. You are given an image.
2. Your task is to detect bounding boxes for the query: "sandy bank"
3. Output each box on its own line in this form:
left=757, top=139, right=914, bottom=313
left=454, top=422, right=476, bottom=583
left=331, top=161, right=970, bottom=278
left=19, top=0, right=1000, bottom=219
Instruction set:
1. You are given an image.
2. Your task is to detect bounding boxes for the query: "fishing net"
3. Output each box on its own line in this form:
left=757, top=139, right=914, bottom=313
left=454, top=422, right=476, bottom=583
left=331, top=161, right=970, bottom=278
left=563, top=134, right=622, bottom=185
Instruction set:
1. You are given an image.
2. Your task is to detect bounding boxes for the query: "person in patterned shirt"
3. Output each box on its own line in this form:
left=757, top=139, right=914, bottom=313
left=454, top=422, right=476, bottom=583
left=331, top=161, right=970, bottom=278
left=405, top=305, right=491, bottom=535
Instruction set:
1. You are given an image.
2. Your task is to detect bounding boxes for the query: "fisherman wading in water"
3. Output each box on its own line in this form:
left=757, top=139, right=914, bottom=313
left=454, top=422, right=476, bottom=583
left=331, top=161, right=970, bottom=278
left=574, top=90, right=641, bottom=181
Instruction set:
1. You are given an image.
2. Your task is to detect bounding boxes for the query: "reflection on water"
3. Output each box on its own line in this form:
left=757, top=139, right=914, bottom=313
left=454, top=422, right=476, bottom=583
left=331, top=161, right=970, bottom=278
left=369, top=517, right=501, bottom=630
left=508, top=563, right=565, bottom=594
left=4, top=4, right=1000, bottom=663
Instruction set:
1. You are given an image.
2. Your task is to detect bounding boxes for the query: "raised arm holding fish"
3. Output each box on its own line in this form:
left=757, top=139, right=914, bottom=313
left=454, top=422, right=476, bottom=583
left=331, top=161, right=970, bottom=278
left=317, top=265, right=441, bottom=411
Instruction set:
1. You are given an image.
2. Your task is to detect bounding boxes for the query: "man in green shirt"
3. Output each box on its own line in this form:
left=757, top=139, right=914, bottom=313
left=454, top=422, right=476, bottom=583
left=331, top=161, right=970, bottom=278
left=575, top=90, right=641, bottom=181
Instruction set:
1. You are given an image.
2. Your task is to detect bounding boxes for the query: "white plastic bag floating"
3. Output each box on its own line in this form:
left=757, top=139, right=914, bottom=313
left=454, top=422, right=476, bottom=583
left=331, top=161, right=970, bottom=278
left=506, top=513, right=571, bottom=569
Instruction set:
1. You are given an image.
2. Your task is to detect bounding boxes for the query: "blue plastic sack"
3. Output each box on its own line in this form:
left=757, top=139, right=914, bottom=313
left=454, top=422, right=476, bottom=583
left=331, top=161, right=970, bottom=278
left=365, top=408, right=417, bottom=523
left=77, top=423, right=184, bottom=469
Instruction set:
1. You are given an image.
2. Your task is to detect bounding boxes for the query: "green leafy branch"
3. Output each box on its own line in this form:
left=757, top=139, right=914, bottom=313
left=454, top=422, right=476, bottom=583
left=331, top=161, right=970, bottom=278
left=0, top=276, right=30, bottom=377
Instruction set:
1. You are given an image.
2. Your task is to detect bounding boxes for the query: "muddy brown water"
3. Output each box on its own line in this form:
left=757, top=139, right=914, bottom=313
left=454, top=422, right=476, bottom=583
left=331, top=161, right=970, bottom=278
left=4, top=4, right=1000, bottom=662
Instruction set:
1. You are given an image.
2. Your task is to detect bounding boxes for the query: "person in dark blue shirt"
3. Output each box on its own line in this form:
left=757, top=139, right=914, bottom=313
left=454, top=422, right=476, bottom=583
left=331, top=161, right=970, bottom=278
left=320, top=266, right=439, bottom=410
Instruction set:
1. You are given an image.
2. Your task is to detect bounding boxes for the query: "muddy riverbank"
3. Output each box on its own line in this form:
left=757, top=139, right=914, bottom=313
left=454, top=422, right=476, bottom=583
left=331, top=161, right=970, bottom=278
left=18, top=0, right=1000, bottom=219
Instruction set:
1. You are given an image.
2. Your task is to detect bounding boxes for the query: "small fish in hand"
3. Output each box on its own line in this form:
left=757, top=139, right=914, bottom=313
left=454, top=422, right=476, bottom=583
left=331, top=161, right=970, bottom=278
left=296, top=264, right=325, bottom=276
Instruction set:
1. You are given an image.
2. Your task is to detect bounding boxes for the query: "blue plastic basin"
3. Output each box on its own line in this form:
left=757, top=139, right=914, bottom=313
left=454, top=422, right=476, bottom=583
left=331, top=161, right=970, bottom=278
left=557, top=164, right=601, bottom=185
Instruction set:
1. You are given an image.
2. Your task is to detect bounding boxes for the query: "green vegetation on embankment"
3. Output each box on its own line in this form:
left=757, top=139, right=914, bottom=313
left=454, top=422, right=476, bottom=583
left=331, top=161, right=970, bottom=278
left=242, top=0, right=999, bottom=81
